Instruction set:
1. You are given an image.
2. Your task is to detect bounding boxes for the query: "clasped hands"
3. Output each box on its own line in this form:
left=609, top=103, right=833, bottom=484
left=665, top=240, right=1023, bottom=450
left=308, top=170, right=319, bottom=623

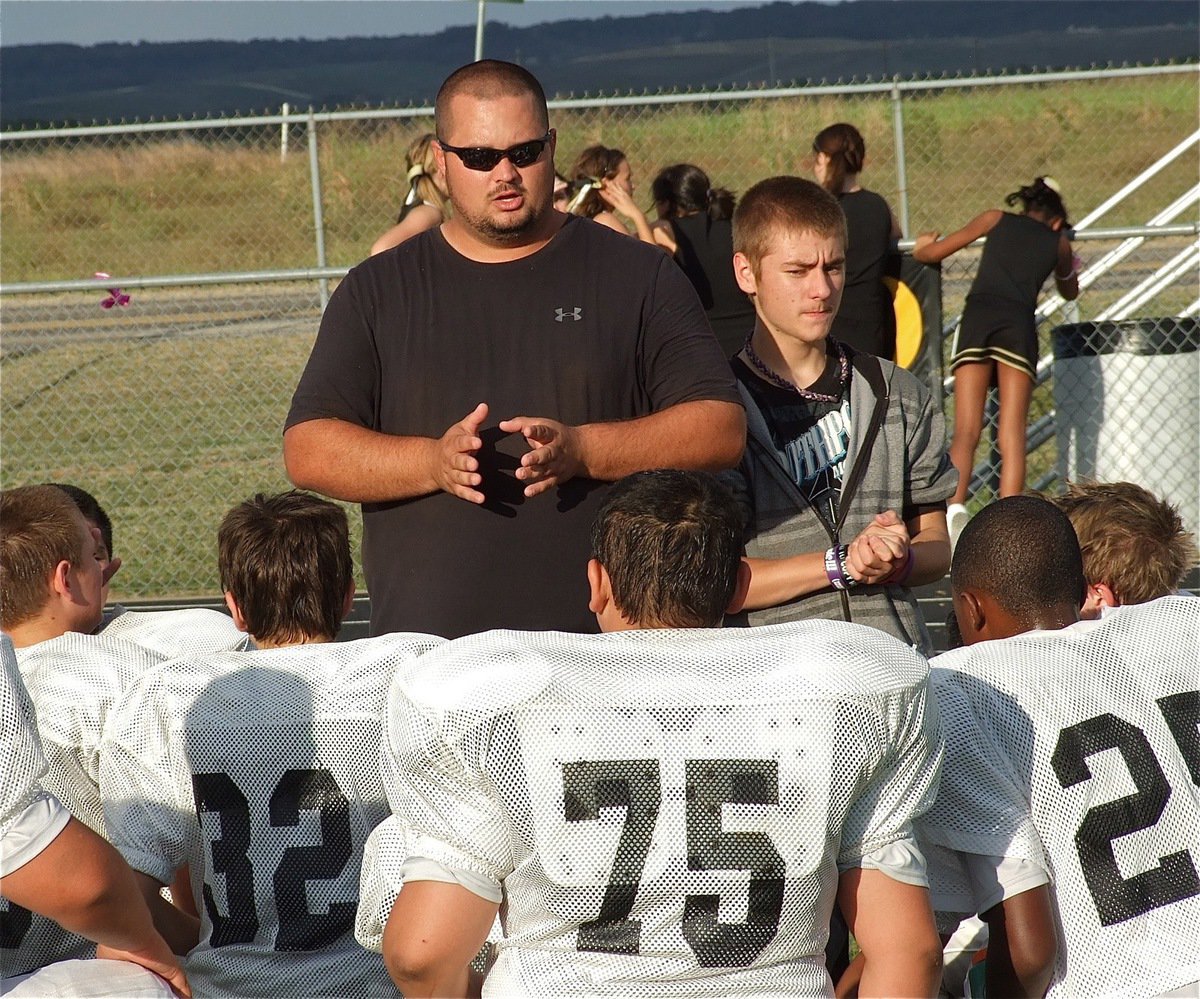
left=843, top=510, right=912, bottom=586
left=432, top=402, right=584, bottom=504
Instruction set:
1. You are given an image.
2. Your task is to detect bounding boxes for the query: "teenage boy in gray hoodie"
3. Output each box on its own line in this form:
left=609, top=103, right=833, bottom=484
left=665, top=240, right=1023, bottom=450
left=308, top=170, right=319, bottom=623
left=724, top=175, right=956, bottom=655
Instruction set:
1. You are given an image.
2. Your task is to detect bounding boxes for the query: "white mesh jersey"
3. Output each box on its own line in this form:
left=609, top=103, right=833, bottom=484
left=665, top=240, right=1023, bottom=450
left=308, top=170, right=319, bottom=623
left=1, top=634, right=54, bottom=853
left=355, top=814, right=416, bottom=953
left=920, top=596, right=1200, bottom=999
left=101, top=607, right=251, bottom=659
left=4, top=958, right=176, bottom=997
left=15, top=632, right=166, bottom=834
left=356, top=815, right=505, bottom=978
left=381, top=620, right=943, bottom=997
left=99, top=632, right=442, bottom=998
left=5, top=632, right=164, bottom=977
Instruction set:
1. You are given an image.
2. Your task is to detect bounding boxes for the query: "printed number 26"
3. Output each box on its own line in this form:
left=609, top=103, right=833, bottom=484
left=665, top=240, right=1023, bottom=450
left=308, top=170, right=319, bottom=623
left=1051, top=691, right=1200, bottom=926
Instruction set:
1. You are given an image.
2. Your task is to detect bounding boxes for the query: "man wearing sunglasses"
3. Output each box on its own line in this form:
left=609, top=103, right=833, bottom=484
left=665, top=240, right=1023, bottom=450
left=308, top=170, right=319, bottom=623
left=285, top=61, right=745, bottom=641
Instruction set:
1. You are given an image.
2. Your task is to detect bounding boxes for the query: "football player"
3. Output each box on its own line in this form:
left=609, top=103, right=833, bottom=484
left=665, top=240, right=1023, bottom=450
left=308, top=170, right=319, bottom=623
left=375, top=469, right=944, bottom=997
left=53, top=482, right=251, bottom=656
left=1, top=484, right=176, bottom=976
left=100, top=491, right=442, bottom=996
left=919, top=495, right=1199, bottom=997
left=1049, top=479, right=1197, bottom=618
left=1, top=634, right=189, bottom=998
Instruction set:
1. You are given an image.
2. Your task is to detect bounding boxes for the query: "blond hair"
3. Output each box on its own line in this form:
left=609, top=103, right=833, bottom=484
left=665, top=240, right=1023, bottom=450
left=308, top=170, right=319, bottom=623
left=1051, top=480, right=1197, bottom=603
left=397, top=133, right=448, bottom=222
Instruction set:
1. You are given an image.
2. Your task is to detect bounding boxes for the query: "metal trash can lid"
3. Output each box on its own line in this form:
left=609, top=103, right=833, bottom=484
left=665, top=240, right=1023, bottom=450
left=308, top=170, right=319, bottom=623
left=1053, top=318, right=1199, bottom=358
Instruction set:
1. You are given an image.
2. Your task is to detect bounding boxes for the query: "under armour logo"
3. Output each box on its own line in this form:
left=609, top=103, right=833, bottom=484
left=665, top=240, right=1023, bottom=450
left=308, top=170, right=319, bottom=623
left=555, top=307, right=583, bottom=322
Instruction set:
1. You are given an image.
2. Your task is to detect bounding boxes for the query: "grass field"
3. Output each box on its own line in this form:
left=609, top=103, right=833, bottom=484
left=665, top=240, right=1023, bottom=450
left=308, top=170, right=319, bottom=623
left=2, top=72, right=1196, bottom=282
left=2, top=70, right=1196, bottom=599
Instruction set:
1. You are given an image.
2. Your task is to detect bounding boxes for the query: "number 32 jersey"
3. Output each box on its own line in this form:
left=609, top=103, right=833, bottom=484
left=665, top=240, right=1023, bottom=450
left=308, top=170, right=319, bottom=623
left=99, top=633, right=442, bottom=998
left=920, top=596, right=1200, bottom=999
left=382, top=620, right=943, bottom=997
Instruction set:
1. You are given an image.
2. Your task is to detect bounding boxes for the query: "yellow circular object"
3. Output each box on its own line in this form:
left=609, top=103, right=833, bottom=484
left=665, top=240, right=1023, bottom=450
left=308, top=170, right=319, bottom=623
left=884, top=275, right=924, bottom=370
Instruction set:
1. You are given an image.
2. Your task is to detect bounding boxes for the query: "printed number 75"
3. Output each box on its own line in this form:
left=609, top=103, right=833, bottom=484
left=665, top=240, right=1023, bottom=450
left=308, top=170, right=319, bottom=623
left=562, top=758, right=785, bottom=967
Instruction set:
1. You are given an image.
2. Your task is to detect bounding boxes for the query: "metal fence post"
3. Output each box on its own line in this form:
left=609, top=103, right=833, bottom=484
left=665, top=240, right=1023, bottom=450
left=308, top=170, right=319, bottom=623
left=890, top=77, right=910, bottom=238
left=280, top=102, right=289, bottom=161
left=306, top=107, right=329, bottom=309
left=2, top=65, right=1197, bottom=600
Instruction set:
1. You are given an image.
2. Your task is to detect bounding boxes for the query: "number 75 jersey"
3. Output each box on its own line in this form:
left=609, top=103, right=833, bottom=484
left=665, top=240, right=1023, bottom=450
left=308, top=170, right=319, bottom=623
left=382, top=620, right=943, bottom=997
left=921, top=595, right=1200, bottom=999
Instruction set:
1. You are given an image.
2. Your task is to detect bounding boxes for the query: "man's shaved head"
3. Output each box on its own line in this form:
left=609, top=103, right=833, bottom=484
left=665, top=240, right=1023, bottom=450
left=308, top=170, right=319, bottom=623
left=435, top=59, right=549, bottom=138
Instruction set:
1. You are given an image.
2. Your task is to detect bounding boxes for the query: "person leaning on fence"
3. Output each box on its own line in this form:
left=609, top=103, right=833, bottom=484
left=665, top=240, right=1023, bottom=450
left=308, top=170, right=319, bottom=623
left=563, top=143, right=659, bottom=245
left=648, top=162, right=755, bottom=358
left=1048, top=479, right=1198, bottom=617
left=912, top=177, right=1080, bottom=546
left=283, top=59, right=744, bottom=640
left=370, top=133, right=451, bottom=256
left=722, top=176, right=956, bottom=654
left=811, top=122, right=902, bottom=361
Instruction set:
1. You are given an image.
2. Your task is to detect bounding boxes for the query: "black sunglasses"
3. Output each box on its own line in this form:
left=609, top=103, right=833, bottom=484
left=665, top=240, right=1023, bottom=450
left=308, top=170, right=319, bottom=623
left=437, top=131, right=552, bottom=171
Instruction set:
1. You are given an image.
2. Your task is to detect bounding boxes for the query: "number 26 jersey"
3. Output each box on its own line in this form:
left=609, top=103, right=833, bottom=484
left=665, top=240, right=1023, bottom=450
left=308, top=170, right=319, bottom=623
left=382, top=620, right=943, bottom=997
left=920, top=596, right=1200, bottom=999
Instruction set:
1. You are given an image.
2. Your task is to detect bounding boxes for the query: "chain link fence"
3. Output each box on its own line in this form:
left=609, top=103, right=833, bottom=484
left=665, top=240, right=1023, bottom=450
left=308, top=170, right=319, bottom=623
left=2, top=65, right=1197, bottom=598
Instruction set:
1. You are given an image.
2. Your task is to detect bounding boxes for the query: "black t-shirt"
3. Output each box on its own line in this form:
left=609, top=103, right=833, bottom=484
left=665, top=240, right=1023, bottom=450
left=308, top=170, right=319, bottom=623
left=967, top=211, right=1062, bottom=307
left=732, top=345, right=851, bottom=529
left=830, top=188, right=898, bottom=358
left=670, top=214, right=756, bottom=358
left=286, top=215, right=740, bottom=638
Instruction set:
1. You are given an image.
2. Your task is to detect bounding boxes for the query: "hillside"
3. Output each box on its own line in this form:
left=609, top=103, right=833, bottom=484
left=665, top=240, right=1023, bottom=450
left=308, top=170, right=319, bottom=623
left=2, top=0, right=1196, bottom=126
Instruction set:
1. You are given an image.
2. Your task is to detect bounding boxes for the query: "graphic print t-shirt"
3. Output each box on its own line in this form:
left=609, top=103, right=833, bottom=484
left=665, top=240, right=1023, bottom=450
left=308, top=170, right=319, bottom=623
left=733, top=347, right=851, bottom=528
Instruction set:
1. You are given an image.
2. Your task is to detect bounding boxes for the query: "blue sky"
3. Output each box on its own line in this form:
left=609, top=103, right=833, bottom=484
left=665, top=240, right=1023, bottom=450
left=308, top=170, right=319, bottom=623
left=0, top=0, right=758, bottom=46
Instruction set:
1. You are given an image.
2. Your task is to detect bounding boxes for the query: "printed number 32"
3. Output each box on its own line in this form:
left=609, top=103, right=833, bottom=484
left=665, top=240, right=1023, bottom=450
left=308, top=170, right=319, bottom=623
left=192, top=767, right=355, bottom=950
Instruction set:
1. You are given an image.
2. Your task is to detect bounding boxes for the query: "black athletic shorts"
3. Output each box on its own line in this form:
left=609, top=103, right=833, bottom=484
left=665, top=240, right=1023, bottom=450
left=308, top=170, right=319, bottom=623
left=951, top=294, right=1038, bottom=379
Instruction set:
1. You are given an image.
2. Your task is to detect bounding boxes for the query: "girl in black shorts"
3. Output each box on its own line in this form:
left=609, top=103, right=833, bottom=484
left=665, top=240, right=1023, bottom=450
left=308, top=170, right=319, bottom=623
left=913, top=177, right=1080, bottom=541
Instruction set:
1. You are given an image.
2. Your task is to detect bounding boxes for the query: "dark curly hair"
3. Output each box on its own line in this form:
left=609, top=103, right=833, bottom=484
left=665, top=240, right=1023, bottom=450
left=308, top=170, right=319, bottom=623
left=1005, top=177, right=1070, bottom=227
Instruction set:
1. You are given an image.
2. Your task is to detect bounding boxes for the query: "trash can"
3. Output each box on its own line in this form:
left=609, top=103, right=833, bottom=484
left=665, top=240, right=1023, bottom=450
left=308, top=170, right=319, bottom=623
left=1053, top=318, right=1199, bottom=543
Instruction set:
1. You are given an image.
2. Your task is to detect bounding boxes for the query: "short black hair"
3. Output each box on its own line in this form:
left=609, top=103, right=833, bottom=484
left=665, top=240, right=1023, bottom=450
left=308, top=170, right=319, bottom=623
left=51, top=483, right=113, bottom=556
left=435, top=59, right=549, bottom=137
left=951, top=495, right=1086, bottom=619
left=591, top=470, right=742, bottom=628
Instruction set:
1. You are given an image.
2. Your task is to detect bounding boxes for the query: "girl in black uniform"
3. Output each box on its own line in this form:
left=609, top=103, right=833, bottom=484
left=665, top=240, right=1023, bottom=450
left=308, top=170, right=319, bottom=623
left=812, top=123, right=902, bottom=360
left=370, top=133, right=450, bottom=256
left=914, top=177, right=1080, bottom=541
left=564, top=145, right=658, bottom=245
left=649, top=163, right=755, bottom=357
